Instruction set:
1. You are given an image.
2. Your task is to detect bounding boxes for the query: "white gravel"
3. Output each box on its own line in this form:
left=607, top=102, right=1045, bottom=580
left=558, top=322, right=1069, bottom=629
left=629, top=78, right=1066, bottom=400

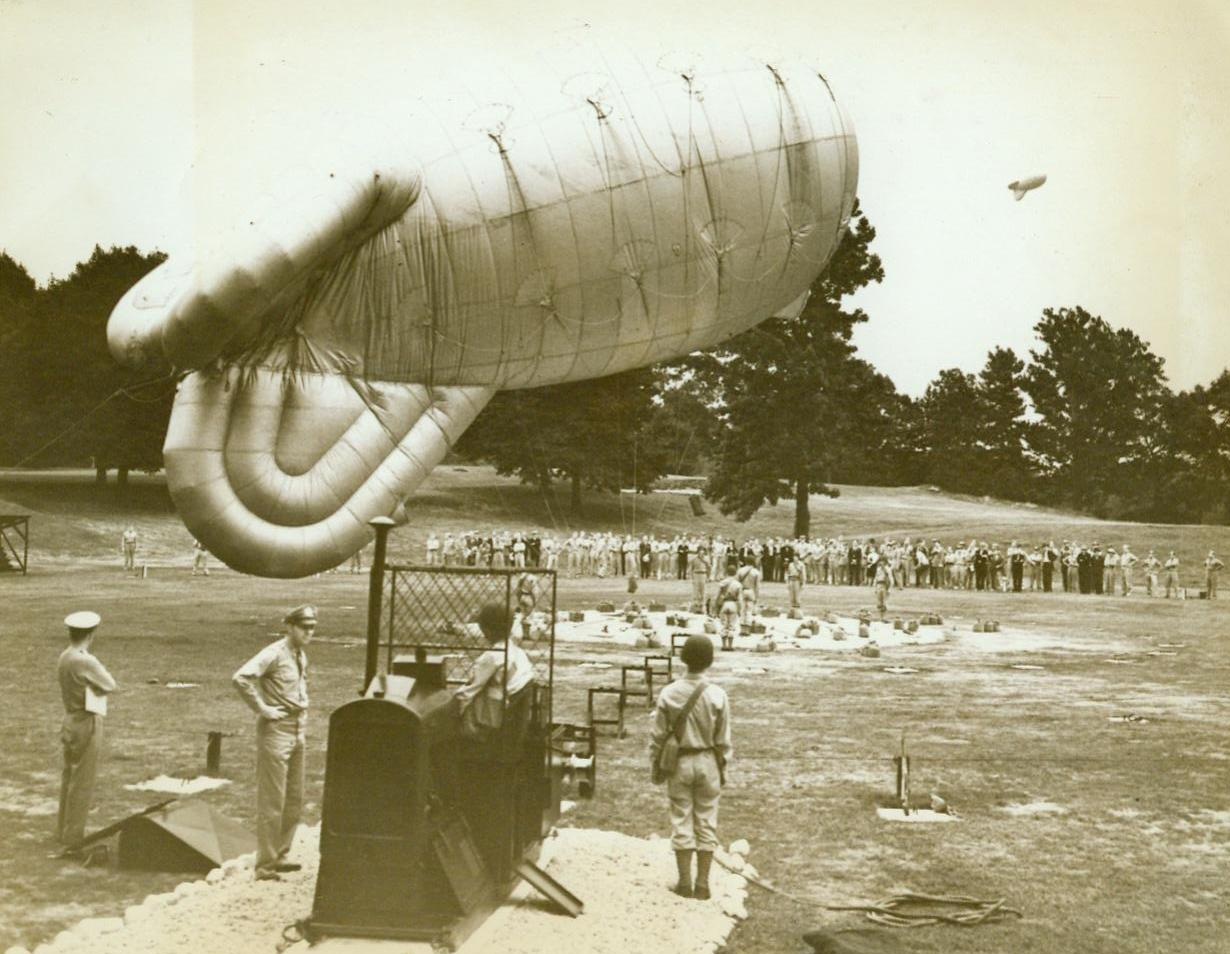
left=124, top=776, right=231, bottom=795
left=555, top=610, right=947, bottom=653
left=14, top=827, right=750, bottom=954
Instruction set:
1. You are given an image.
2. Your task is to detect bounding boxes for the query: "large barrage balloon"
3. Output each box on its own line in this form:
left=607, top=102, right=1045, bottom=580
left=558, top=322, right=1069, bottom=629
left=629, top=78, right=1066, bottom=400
left=107, top=45, right=859, bottom=577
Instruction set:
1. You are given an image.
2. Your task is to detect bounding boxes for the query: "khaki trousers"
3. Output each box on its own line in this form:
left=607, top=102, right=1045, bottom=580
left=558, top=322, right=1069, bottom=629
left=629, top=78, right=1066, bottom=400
left=667, top=752, right=721, bottom=850
left=256, top=719, right=306, bottom=870
left=59, top=713, right=102, bottom=846
left=739, top=593, right=757, bottom=624
left=690, top=575, right=707, bottom=612
left=875, top=582, right=889, bottom=616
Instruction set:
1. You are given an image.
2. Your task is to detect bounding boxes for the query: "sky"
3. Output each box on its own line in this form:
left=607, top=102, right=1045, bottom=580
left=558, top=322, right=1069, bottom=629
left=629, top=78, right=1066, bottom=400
left=1, top=0, right=1228, bottom=396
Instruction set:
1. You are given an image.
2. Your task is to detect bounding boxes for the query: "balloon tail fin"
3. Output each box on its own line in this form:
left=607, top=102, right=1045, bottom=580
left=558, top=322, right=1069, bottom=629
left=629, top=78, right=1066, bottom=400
left=164, top=368, right=494, bottom=577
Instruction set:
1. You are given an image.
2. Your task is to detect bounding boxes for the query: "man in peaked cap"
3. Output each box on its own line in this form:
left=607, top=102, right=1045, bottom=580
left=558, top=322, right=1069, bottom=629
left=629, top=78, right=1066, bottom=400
left=57, top=611, right=117, bottom=852
left=233, top=604, right=316, bottom=881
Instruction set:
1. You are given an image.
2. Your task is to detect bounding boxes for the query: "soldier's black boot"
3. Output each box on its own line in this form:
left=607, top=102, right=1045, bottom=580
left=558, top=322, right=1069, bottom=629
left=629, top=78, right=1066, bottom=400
left=694, top=850, right=713, bottom=900
left=674, top=849, right=694, bottom=897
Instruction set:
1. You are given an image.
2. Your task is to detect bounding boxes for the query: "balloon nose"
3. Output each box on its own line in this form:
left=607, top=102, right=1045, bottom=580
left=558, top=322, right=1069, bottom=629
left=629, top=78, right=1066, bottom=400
left=106, top=260, right=188, bottom=367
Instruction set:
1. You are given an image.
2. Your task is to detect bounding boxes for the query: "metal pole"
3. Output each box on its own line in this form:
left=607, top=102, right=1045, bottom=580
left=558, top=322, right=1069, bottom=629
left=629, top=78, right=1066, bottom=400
left=364, top=517, right=396, bottom=692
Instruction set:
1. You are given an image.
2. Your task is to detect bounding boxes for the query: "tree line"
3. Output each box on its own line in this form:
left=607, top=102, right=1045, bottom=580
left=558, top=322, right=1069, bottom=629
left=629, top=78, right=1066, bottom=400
left=1, top=219, right=1227, bottom=527
left=0, top=246, right=173, bottom=483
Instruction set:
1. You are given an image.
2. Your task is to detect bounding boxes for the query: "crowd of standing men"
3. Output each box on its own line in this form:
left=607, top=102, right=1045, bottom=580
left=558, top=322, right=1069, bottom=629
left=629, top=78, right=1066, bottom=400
left=424, top=530, right=1225, bottom=599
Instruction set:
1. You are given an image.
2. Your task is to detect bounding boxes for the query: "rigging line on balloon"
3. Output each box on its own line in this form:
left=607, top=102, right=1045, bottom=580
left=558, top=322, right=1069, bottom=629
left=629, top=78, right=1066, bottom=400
left=631, top=406, right=638, bottom=537
left=519, top=415, right=565, bottom=535
left=122, top=385, right=179, bottom=404
left=819, top=70, right=855, bottom=245
left=10, top=371, right=180, bottom=469
left=493, top=129, right=557, bottom=374
left=747, top=69, right=788, bottom=262
left=536, top=416, right=575, bottom=534
left=681, top=72, right=697, bottom=343
left=598, top=49, right=685, bottom=180
left=652, top=422, right=699, bottom=525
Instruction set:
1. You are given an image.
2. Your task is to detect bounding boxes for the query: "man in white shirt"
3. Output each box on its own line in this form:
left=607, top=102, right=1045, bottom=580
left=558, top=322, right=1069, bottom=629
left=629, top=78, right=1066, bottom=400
left=455, top=604, right=535, bottom=735
left=57, top=611, right=117, bottom=852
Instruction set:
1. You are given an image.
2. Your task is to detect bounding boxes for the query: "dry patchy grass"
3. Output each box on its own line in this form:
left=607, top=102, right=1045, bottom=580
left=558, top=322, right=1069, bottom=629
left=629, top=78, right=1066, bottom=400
left=0, top=472, right=1228, bottom=952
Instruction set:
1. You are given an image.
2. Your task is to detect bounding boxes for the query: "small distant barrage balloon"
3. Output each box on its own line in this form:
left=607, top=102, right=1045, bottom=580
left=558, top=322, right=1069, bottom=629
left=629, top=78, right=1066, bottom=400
left=1007, top=174, right=1047, bottom=201
left=106, top=43, right=859, bottom=577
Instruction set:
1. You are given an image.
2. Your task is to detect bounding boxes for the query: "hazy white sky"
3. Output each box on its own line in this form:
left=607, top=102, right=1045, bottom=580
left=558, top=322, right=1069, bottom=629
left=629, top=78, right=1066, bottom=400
left=2, top=0, right=1227, bottom=395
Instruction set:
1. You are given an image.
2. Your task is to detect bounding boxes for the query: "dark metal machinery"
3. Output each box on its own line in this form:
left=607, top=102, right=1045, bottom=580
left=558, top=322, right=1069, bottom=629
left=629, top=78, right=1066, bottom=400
left=309, top=520, right=591, bottom=948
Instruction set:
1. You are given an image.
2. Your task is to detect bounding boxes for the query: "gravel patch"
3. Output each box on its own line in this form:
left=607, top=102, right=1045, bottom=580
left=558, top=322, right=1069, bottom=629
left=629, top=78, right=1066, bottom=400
left=11, top=827, right=750, bottom=954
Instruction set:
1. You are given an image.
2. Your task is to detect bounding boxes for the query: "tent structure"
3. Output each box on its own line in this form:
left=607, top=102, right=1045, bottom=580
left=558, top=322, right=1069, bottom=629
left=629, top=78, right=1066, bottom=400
left=116, top=799, right=255, bottom=873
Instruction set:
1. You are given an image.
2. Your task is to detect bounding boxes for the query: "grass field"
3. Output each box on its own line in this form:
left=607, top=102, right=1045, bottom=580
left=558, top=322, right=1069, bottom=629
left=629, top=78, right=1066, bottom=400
left=1, top=470, right=1228, bottom=953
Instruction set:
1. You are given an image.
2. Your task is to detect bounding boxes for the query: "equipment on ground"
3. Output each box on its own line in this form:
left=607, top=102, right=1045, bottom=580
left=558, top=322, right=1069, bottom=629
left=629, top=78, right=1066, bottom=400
left=57, top=797, right=254, bottom=873
left=307, top=528, right=589, bottom=947
left=116, top=800, right=255, bottom=872
left=894, top=733, right=911, bottom=815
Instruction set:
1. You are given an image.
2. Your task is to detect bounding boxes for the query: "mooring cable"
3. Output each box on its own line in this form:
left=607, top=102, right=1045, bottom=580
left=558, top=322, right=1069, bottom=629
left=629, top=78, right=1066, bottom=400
left=714, top=855, right=1022, bottom=928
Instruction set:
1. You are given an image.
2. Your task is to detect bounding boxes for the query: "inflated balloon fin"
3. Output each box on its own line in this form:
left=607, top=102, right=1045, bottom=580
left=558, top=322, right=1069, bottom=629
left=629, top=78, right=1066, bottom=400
left=165, top=367, right=493, bottom=577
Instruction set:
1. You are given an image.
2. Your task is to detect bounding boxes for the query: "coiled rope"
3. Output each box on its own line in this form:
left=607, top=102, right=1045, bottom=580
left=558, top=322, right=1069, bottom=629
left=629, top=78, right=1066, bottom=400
left=716, top=856, right=1022, bottom=929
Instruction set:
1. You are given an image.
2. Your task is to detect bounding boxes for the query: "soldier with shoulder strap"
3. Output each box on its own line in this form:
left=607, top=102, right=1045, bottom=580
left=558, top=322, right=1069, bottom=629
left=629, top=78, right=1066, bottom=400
left=649, top=635, right=732, bottom=902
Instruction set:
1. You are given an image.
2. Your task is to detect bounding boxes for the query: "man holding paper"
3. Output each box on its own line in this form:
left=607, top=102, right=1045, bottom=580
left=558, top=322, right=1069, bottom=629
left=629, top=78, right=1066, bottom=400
left=56, top=610, right=117, bottom=851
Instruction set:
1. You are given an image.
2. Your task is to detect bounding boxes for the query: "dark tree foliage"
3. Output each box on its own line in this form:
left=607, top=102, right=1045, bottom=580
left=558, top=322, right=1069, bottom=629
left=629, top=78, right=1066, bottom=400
left=1153, top=373, right=1230, bottom=523
left=977, top=346, right=1031, bottom=495
left=641, top=370, right=721, bottom=478
left=456, top=367, right=669, bottom=515
left=916, top=368, right=985, bottom=494
left=692, top=203, right=895, bottom=537
left=0, top=254, right=40, bottom=462
left=1023, top=306, right=1167, bottom=514
left=914, top=349, right=1031, bottom=499
left=0, top=246, right=171, bottom=477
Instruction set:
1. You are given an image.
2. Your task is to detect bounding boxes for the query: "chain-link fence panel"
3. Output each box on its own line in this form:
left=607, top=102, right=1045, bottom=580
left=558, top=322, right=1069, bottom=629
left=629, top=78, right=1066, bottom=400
left=380, top=565, right=556, bottom=718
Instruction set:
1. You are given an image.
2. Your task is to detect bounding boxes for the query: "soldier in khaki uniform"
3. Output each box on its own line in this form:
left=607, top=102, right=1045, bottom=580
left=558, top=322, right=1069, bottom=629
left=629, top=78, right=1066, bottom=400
left=649, top=635, right=732, bottom=901
left=688, top=548, right=711, bottom=615
left=233, top=604, right=316, bottom=881
left=1119, top=545, right=1138, bottom=596
left=1163, top=552, right=1180, bottom=598
left=872, top=556, right=893, bottom=620
left=1205, top=551, right=1224, bottom=599
left=715, top=570, right=743, bottom=651
left=786, top=555, right=806, bottom=609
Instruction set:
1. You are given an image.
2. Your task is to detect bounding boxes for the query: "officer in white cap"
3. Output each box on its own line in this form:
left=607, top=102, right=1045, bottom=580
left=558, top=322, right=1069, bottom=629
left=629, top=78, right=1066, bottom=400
left=56, top=611, right=117, bottom=852
left=232, top=604, right=316, bottom=880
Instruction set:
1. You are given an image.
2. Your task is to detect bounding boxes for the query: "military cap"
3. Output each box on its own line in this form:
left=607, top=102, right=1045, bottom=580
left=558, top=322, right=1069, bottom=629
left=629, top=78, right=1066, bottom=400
left=283, top=604, right=318, bottom=626
left=65, top=610, right=101, bottom=631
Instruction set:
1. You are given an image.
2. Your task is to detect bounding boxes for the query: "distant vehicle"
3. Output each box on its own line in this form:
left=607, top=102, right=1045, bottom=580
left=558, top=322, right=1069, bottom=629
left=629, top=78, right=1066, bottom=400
left=1007, top=174, right=1047, bottom=201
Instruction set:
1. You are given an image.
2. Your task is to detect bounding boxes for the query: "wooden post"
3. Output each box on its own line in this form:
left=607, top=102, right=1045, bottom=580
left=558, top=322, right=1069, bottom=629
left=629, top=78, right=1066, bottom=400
left=364, top=517, right=396, bottom=693
left=895, top=731, right=911, bottom=815
left=206, top=731, right=223, bottom=775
